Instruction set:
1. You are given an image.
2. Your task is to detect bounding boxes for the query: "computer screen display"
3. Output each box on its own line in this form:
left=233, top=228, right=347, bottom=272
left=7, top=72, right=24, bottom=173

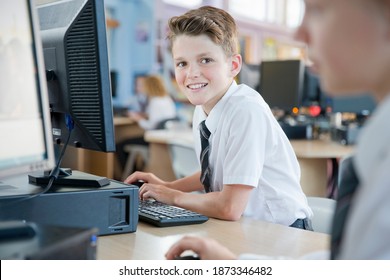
left=259, top=60, right=304, bottom=111
left=0, top=0, right=55, bottom=180
left=36, top=0, right=115, bottom=152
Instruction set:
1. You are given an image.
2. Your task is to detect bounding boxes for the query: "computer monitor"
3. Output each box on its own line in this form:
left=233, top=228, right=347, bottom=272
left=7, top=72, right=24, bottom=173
left=323, top=93, right=376, bottom=115
left=301, top=68, right=376, bottom=117
left=36, top=0, right=115, bottom=152
left=0, top=0, right=55, bottom=181
left=239, top=63, right=261, bottom=91
left=301, top=67, right=322, bottom=106
left=259, top=60, right=304, bottom=112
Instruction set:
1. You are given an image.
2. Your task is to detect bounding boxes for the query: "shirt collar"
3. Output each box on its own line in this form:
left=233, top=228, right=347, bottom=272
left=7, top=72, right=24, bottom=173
left=201, top=81, right=238, bottom=134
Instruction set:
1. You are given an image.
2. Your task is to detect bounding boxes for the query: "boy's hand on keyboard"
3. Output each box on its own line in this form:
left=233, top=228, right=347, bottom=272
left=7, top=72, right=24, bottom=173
left=139, top=183, right=181, bottom=206
left=124, top=171, right=167, bottom=186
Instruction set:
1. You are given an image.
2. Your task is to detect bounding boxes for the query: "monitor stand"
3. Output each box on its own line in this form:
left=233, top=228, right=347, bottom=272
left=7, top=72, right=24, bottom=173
left=28, top=168, right=110, bottom=188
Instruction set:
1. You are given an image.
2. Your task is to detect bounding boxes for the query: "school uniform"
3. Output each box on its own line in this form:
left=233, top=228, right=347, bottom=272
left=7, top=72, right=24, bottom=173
left=192, top=81, right=313, bottom=226
left=138, top=96, right=176, bottom=130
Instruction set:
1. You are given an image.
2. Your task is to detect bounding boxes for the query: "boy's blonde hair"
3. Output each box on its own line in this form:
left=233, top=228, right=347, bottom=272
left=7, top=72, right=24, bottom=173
left=167, top=6, right=239, bottom=57
left=143, top=75, right=169, bottom=98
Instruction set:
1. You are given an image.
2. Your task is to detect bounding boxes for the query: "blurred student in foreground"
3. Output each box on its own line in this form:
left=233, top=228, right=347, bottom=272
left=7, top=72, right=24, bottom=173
left=166, top=0, right=390, bottom=260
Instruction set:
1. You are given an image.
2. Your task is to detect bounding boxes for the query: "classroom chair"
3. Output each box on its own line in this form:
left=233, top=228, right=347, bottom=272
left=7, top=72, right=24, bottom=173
left=307, top=196, right=336, bottom=234
left=168, top=139, right=199, bottom=179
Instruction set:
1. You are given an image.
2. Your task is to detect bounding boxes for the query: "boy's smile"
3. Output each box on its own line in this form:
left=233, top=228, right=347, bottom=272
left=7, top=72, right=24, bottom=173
left=187, top=83, right=208, bottom=90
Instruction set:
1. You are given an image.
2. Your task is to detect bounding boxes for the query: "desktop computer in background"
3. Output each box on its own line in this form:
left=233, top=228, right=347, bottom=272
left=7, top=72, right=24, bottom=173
left=259, top=60, right=312, bottom=139
left=319, top=78, right=377, bottom=145
left=260, top=60, right=304, bottom=112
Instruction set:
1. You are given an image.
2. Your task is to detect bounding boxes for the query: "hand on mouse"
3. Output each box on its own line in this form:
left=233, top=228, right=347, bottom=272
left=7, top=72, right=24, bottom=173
left=166, top=236, right=237, bottom=260
left=174, top=254, right=200, bottom=260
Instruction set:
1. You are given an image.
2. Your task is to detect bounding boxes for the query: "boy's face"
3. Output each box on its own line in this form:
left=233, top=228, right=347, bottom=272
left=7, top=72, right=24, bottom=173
left=172, top=34, right=241, bottom=114
left=295, top=0, right=390, bottom=98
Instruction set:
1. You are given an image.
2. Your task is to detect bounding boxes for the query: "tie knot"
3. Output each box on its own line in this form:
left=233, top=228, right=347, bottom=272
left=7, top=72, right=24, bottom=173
left=199, top=120, right=211, bottom=140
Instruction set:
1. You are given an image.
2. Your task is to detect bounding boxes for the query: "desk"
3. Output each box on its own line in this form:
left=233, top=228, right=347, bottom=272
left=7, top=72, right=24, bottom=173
left=290, top=139, right=354, bottom=197
left=144, top=130, right=354, bottom=197
left=97, top=217, right=330, bottom=259
left=144, top=129, right=193, bottom=180
left=113, top=116, right=144, bottom=143
left=62, top=117, right=144, bottom=180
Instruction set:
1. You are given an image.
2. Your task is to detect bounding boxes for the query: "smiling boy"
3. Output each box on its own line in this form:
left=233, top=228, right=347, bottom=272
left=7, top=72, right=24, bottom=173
left=125, top=6, right=312, bottom=228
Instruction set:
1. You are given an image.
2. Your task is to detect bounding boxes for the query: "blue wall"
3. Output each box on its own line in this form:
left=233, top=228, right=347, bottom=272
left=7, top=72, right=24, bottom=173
left=105, top=0, right=156, bottom=107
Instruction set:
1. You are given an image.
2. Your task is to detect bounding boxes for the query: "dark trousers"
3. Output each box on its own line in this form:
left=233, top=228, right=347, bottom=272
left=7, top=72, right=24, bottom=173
left=289, top=218, right=313, bottom=231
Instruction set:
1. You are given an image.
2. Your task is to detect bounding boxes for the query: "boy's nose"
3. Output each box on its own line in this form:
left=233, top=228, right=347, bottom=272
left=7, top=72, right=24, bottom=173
left=187, top=64, right=201, bottom=78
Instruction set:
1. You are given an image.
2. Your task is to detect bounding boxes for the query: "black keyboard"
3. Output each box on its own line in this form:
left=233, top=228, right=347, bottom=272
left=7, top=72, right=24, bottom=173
left=138, top=200, right=209, bottom=227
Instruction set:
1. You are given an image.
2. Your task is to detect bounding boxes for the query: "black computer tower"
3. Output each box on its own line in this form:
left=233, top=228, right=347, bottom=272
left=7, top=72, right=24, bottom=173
left=0, top=171, right=139, bottom=236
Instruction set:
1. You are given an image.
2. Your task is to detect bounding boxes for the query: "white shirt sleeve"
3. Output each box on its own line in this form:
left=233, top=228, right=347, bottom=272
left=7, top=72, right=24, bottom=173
left=138, top=96, right=176, bottom=130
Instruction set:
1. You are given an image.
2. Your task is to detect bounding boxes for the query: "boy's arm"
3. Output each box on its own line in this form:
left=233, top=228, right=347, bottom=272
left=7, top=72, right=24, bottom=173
left=174, top=184, right=253, bottom=221
left=167, top=171, right=204, bottom=192
left=139, top=183, right=253, bottom=221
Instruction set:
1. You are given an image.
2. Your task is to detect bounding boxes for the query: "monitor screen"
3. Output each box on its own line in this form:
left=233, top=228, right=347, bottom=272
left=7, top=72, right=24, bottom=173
left=36, top=0, right=115, bottom=152
left=0, top=0, right=55, bottom=180
left=259, top=60, right=304, bottom=111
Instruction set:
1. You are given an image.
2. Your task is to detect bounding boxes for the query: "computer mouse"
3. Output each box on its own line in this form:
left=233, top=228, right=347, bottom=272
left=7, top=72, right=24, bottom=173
left=131, top=180, right=145, bottom=188
left=175, top=254, right=200, bottom=260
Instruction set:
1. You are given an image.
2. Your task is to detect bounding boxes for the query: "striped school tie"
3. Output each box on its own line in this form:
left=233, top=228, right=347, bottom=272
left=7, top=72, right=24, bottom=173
left=330, top=156, right=360, bottom=259
left=199, top=120, right=212, bottom=193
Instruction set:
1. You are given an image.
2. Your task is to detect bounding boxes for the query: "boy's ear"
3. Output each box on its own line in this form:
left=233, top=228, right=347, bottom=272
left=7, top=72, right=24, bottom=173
left=230, top=54, right=242, bottom=76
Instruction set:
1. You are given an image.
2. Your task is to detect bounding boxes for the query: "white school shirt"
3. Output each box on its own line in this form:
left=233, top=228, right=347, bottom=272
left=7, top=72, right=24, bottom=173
left=138, top=96, right=176, bottom=130
left=192, top=81, right=312, bottom=226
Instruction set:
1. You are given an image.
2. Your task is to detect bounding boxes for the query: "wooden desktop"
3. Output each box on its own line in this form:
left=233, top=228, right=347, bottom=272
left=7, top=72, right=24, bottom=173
left=290, top=137, right=354, bottom=197
left=97, top=217, right=330, bottom=260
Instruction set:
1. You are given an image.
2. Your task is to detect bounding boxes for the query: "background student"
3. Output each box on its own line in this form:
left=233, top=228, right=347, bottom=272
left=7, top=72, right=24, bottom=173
left=165, top=0, right=390, bottom=260
left=125, top=6, right=312, bottom=229
left=116, top=74, right=177, bottom=171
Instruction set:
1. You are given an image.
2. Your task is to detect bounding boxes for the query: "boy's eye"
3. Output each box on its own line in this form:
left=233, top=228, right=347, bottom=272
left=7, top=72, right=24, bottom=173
left=201, top=58, right=212, bottom=64
left=176, top=61, right=186, bottom=68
